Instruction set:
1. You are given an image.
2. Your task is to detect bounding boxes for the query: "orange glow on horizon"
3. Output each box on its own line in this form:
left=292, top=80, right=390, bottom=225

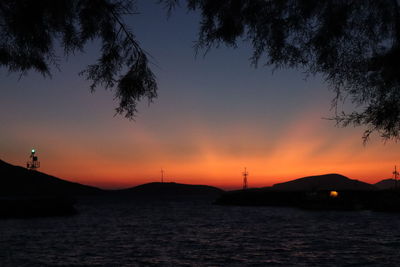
left=3, top=107, right=399, bottom=190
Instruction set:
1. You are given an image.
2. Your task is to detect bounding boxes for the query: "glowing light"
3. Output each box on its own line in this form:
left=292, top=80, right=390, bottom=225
left=330, top=191, right=339, bottom=198
left=31, top=149, right=35, bottom=153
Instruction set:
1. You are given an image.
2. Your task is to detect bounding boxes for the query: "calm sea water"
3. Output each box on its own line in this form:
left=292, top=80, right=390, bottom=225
left=1, top=197, right=400, bottom=266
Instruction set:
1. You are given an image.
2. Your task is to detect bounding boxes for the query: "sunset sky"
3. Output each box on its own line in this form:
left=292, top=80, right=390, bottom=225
left=1, top=1, right=399, bottom=190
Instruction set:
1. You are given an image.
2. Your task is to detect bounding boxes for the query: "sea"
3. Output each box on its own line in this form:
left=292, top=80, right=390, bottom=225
left=1, top=197, right=400, bottom=266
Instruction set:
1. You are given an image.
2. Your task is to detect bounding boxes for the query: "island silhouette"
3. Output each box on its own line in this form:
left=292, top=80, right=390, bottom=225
left=116, top=182, right=224, bottom=198
left=216, top=174, right=400, bottom=211
left=272, top=174, right=377, bottom=191
left=1, top=158, right=400, bottom=217
left=0, top=159, right=102, bottom=196
left=374, top=179, right=398, bottom=190
left=0, top=159, right=223, bottom=197
left=0, top=159, right=223, bottom=217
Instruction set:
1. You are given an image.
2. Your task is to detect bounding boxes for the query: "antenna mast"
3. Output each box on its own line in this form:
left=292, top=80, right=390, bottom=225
left=27, top=148, right=40, bottom=171
left=393, top=165, right=399, bottom=189
left=242, top=167, right=248, bottom=190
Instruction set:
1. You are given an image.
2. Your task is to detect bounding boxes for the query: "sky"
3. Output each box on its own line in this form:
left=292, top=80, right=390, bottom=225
left=1, top=1, right=400, bottom=190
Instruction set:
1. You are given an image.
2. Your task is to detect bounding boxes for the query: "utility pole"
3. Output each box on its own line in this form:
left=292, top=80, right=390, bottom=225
left=393, top=165, right=399, bottom=189
left=242, top=167, right=248, bottom=190
left=161, top=168, right=164, bottom=183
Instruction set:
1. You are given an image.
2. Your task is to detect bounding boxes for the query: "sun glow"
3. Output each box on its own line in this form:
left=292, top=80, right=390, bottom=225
left=3, top=105, right=399, bottom=190
left=11, top=117, right=395, bottom=190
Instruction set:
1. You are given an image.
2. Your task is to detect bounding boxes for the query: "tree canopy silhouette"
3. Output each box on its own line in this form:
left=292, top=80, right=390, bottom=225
left=166, top=0, right=400, bottom=142
left=2, top=0, right=400, bottom=141
left=0, top=0, right=156, bottom=118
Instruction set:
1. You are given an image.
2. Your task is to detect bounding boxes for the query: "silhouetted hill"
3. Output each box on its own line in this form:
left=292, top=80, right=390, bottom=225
left=375, top=179, right=398, bottom=190
left=117, top=182, right=224, bottom=198
left=0, top=159, right=102, bottom=196
left=215, top=174, right=400, bottom=211
left=272, top=174, right=376, bottom=191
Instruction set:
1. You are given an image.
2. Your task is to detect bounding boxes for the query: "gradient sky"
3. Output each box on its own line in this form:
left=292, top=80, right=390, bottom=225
left=1, top=1, right=399, bottom=190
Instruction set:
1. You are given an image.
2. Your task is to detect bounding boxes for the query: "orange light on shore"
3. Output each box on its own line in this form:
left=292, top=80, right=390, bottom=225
left=330, top=191, right=339, bottom=198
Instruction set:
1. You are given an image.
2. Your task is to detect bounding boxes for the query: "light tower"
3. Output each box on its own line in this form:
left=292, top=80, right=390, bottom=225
left=242, top=167, right=248, bottom=190
left=393, top=165, right=399, bottom=189
left=27, top=148, right=40, bottom=171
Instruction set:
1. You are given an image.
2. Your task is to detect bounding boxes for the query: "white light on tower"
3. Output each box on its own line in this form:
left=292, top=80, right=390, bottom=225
left=27, top=148, right=40, bottom=170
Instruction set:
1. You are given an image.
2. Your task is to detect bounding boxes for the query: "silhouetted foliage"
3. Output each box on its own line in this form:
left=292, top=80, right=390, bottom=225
left=163, top=0, right=400, bottom=141
left=0, top=0, right=156, bottom=118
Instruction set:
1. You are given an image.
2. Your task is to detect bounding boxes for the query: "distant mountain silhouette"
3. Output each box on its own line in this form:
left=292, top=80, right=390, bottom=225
left=117, top=182, right=224, bottom=198
left=272, top=174, right=377, bottom=191
left=375, top=179, right=398, bottom=190
left=215, top=174, right=398, bottom=210
left=0, top=159, right=102, bottom=196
